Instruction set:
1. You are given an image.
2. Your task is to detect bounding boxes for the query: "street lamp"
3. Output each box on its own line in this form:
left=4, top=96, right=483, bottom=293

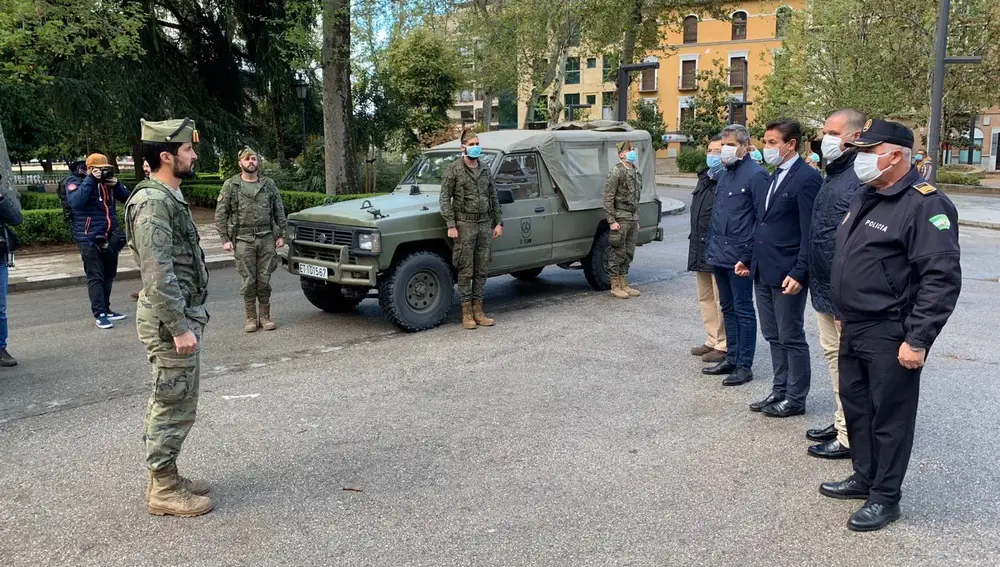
left=616, top=62, right=659, bottom=122
left=926, top=0, right=983, bottom=183
left=294, top=77, right=309, bottom=150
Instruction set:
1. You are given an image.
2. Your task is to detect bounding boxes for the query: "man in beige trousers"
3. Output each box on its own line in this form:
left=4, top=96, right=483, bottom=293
left=688, top=136, right=727, bottom=362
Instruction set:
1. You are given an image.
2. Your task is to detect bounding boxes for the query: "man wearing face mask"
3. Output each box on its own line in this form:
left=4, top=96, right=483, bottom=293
left=747, top=119, right=822, bottom=418
left=703, top=124, right=769, bottom=386
left=804, top=109, right=866, bottom=460
left=440, top=129, right=503, bottom=329
left=687, top=135, right=727, bottom=363
left=822, top=119, right=961, bottom=532
left=604, top=140, right=643, bottom=300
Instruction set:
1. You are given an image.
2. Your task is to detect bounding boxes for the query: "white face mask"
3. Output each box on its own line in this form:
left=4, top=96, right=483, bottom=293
left=720, top=145, right=740, bottom=165
left=821, top=134, right=844, bottom=162
left=763, top=146, right=786, bottom=166
left=853, top=151, right=893, bottom=184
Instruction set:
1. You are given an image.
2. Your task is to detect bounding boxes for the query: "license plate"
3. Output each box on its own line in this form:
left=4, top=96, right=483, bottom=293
left=298, top=263, right=328, bottom=280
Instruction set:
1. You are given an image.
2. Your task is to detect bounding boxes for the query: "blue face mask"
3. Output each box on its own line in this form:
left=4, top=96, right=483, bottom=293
left=625, top=150, right=638, bottom=164
left=466, top=145, right=482, bottom=159
left=751, top=149, right=763, bottom=162
left=706, top=154, right=722, bottom=169
left=810, top=153, right=821, bottom=163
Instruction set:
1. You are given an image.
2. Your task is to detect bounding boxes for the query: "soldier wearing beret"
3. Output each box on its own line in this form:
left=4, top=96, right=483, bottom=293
left=821, top=119, right=961, bottom=532
left=126, top=118, right=213, bottom=517
left=215, top=147, right=287, bottom=332
left=603, top=140, right=642, bottom=300
left=440, top=129, right=503, bottom=330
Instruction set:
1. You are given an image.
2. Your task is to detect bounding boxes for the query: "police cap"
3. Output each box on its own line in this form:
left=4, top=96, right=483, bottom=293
left=847, top=119, right=913, bottom=149
left=140, top=118, right=200, bottom=144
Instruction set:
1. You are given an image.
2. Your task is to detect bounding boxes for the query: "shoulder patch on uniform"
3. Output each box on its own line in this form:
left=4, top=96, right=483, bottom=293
left=913, top=182, right=937, bottom=195
left=67, top=183, right=77, bottom=191
left=928, top=214, right=951, bottom=231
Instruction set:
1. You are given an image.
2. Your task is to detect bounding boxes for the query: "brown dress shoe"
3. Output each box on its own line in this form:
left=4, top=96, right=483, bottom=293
left=690, top=345, right=713, bottom=356
left=702, top=349, right=727, bottom=363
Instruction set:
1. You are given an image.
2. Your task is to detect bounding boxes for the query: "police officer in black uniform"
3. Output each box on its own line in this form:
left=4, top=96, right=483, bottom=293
left=820, top=119, right=961, bottom=532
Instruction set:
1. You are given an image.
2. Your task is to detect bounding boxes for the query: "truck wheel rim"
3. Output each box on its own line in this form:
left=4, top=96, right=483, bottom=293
left=405, top=269, right=440, bottom=313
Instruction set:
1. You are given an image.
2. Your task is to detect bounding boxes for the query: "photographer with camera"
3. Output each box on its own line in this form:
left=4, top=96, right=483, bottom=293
left=67, top=154, right=131, bottom=329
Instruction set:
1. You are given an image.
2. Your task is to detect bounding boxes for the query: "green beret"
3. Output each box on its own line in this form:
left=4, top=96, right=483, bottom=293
left=140, top=118, right=199, bottom=144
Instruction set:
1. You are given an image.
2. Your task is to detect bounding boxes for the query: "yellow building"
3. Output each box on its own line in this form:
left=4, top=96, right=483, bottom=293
left=641, top=1, right=806, bottom=159
left=514, top=46, right=620, bottom=125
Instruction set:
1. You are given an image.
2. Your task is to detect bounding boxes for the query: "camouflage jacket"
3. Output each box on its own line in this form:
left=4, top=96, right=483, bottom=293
left=215, top=175, right=287, bottom=243
left=439, top=158, right=502, bottom=228
left=126, top=180, right=210, bottom=337
left=603, top=162, right=642, bottom=224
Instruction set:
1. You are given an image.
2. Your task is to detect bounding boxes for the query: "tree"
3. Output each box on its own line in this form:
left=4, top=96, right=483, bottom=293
left=322, top=0, right=359, bottom=195
left=459, top=0, right=520, bottom=130
left=678, top=60, right=732, bottom=147
left=629, top=101, right=667, bottom=151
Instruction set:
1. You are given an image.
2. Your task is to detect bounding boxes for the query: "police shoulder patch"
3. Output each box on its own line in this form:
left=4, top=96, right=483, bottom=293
left=928, top=214, right=951, bottom=231
left=67, top=183, right=77, bottom=191
left=913, top=182, right=937, bottom=195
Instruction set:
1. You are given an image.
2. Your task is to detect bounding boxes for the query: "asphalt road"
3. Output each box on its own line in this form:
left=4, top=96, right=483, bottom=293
left=2, top=211, right=999, bottom=566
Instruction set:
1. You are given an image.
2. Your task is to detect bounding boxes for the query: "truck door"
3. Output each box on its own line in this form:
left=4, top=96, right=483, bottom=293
left=490, top=152, right=554, bottom=272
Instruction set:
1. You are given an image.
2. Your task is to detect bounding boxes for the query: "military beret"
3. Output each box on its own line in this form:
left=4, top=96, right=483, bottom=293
left=617, top=140, right=633, bottom=153
left=238, top=146, right=258, bottom=160
left=140, top=118, right=199, bottom=144
left=847, top=119, right=914, bottom=149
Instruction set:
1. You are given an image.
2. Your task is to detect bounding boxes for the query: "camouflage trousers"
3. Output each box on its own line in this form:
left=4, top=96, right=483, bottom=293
left=607, top=220, right=638, bottom=276
left=234, top=236, right=278, bottom=301
left=453, top=220, right=493, bottom=303
left=137, top=303, right=209, bottom=472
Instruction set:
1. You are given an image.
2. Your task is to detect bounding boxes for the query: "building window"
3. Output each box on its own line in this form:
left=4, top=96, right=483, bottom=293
left=680, top=106, right=694, bottom=128
left=496, top=155, right=541, bottom=200
left=731, top=100, right=747, bottom=125
left=458, top=90, right=474, bottom=103
left=638, top=57, right=658, bottom=92
left=732, top=11, right=747, bottom=41
left=775, top=7, right=791, bottom=38
left=602, top=53, right=617, bottom=83
left=586, top=94, right=597, bottom=105
left=565, top=57, right=581, bottom=85
left=683, top=16, right=698, bottom=44
left=679, top=60, right=697, bottom=90
left=587, top=57, right=597, bottom=69
left=564, top=93, right=580, bottom=119
left=729, top=57, right=747, bottom=88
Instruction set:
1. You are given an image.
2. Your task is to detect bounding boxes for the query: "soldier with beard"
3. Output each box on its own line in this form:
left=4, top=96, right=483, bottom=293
left=215, top=147, right=287, bottom=332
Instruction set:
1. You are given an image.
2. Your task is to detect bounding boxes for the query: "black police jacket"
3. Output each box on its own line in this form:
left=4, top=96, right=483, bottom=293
left=831, top=167, right=961, bottom=349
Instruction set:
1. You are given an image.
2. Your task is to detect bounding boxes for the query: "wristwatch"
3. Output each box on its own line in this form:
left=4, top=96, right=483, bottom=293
left=906, top=343, right=926, bottom=353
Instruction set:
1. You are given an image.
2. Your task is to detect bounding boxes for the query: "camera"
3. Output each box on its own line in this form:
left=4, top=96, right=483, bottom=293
left=99, top=166, right=116, bottom=181
left=95, top=235, right=109, bottom=253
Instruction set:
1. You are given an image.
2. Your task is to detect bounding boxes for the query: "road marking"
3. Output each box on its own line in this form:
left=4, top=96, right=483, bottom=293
left=221, top=393, right=261, bottom=400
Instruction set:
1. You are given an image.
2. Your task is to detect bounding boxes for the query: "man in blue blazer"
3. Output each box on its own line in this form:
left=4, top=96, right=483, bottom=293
left=744, top=119, right=822, bottom=417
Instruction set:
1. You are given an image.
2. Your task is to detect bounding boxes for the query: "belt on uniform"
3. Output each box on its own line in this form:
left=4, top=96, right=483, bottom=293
left=237, top=224, right=273, bottom=236
left=455, top=212, right=489, bottom=222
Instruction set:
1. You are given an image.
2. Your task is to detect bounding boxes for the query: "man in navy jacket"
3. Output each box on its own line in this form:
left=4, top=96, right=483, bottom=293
left=67, top=153, right=131, bottom=329
left=747, top=119, right=822, bottom=417
left=704, top=124, right=769, bottom=386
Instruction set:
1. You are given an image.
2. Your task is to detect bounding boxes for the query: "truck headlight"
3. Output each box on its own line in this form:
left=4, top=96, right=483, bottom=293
left=357, top=232, right=381, bottom=253
left=287, top=224, right=297, bottom=240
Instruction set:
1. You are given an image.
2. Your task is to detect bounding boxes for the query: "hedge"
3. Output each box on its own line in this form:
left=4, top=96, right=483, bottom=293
left=183, top=184, right=380, bottom=215
left=677, top=146, right=707, bottom=174
left=11, top=210, right=74, bottom=246
left=20, top=192, right=62, bottom=211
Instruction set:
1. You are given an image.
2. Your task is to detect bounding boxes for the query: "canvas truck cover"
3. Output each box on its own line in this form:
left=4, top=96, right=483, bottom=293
left=432, top=122, right=657, bottom=211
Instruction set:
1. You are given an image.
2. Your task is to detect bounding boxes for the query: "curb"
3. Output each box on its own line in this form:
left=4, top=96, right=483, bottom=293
left=958, top=220, right=1000, bottom=231
left=9, top=256, right=235, bottom=294
left=660, top=197, right=686, bottom=217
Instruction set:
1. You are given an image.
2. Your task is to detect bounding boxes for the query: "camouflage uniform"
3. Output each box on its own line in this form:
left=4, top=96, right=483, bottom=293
left=215, top=175, right=286, bottom=301
left=440, top=158, right=502, bottom=303
left=603, top=161, right=641, bottom=277
left=126, top=179, right=210, bottom=473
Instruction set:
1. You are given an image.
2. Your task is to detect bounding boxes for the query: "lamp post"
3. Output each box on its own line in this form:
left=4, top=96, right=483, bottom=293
left=616, top=62, right=660, bottom=122
left=926, top=0, right=982, bottom=183
left=294, top=77, right=309, bottom=150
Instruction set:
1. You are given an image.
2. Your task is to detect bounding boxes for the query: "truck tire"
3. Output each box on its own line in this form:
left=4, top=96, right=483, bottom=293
left=583, top=229, right=612, bottom=291
left=379, top=251, right=454, bottom=332
left=510, top=267, right=544, bottom=281
left=300, top=277, right=365, bottom=313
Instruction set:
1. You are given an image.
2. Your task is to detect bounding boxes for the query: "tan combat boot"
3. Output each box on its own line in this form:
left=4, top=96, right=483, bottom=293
left=147, top=470, right=211, bottom=501
left=622, top=276, right=641, bottom=297
left=472, top=299, right=495, bottom=327
left=460, top=302, right=477, bottom=330
left=244, top=299, right=258, bottom=333
left=610, top=276, right=630, bottom=299
left=147, top=468, right=213, bottom=517
left=259, top=300, right=277, bottom=331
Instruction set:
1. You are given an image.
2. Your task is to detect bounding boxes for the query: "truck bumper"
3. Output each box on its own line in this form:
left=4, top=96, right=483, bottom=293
left=286, top=241, right=378, bottom=287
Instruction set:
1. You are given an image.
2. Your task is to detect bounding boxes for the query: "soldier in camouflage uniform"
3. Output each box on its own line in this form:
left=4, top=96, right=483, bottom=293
left=603, top=140, right=642, bottom=300
left=440, top=130, right=503, bottom=329
left=215, top=147, right=287, bottom=332
left=126, top=118, right=213, bottom=517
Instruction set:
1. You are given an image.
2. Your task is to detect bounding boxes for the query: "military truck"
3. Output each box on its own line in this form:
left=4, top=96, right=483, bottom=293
left=284, top=122, right=664, bottom=332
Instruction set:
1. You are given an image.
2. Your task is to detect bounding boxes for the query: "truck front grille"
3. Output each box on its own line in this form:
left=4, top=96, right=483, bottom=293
left=297, top=226, right=353, bottom=246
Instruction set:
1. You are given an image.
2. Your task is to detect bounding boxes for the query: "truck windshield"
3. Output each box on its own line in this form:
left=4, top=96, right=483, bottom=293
left=400, top=151, right=498, bottom=187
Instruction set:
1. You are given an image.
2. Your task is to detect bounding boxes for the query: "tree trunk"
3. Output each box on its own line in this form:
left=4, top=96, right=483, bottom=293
left=132, top=139, right=144, bottom=182
left=615, top=0, right=643, bottom=119
left=0, top=122, right=14, bottom=193
left=322, top=0, right=359, bottom=196
left=523, top=87, right=540, bottom=128
left=271, top=85, right=288, bottom=166
left=482, top=91, right=494, bottom=131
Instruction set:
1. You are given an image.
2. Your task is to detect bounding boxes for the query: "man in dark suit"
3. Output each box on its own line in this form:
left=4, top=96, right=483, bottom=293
left=743, top=119, right=822, bottom=417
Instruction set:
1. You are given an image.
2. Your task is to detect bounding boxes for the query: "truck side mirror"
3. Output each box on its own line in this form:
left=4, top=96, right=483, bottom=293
left=497, top=188, right=515, bottom=205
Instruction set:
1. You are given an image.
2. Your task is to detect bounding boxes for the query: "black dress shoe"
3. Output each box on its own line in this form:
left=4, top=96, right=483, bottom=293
left=808, top=439, right=851, bottom=460
left=819, top=477, right=870, bottom=500
left=702, top=361, right=736, bottom=375
left=806, top=423, right=838, bottom=442
left=750, top=393, right=784, bottom=412
left=761, top=399, right=805, bottom=418
left=722, top=367, right=753, bottom=386
left=848, top=501, right=901, bottom=532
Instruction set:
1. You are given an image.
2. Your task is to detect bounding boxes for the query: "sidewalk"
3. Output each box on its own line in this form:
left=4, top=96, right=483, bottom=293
left=655, top=174, right=1000, bottom=230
